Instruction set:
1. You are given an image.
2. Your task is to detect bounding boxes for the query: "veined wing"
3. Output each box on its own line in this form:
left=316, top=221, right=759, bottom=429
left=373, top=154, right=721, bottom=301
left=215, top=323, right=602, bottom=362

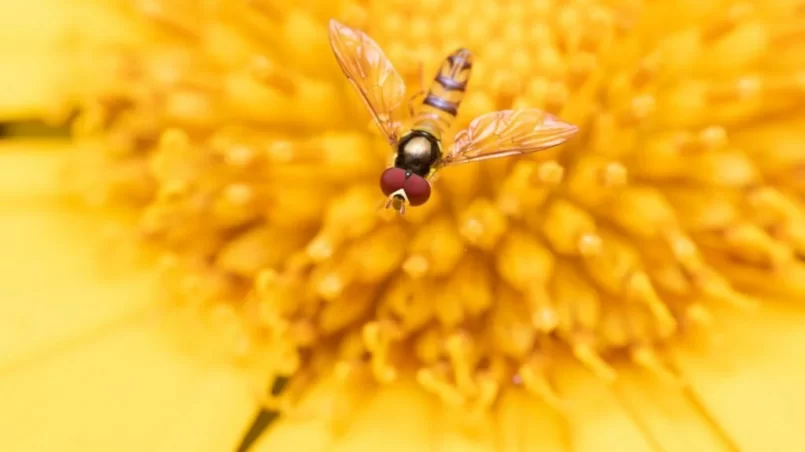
left=328, top=19, right=406, bottom=146
left=438, top=109, right=579, bottom=167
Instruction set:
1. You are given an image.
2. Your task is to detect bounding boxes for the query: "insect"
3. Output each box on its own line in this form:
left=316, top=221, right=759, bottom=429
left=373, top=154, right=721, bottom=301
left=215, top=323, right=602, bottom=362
left=328, top=19, right=579, bottom=214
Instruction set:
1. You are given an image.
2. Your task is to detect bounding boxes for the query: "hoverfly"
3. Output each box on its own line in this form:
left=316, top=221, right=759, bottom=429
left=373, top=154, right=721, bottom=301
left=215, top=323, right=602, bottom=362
left=328, top=19, right=579, bottom=214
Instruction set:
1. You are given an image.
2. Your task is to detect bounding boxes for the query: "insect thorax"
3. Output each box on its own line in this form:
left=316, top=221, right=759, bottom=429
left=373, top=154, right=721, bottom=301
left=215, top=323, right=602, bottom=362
left=395, top=129, right=442, bottom=177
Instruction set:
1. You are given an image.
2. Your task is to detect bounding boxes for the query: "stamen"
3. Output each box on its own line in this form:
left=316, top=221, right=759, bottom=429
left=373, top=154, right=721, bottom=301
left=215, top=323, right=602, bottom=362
left=707, top=76, right=762, bottom=103
left=417, top=366, right=466, bottom=407
left=685, top=303, right=713, bottom=326
left=135, top=0, right=201, bottom=39
left=631, top=53, right=660, bottom=90
left=459, top=199, right=509, bottom=250
left=73, top=0, right=805, bottom=416
left=249, top=55, right=297, bottom=94
left=402, top=255, right=430, bottom=279
left=700, top=2, right=754, bottom=43
left=573, top=343, right=617, bottom=382
left=362, top=321, right=399, bottom=383
left=567, top=157, right=629, bottom=207
left=599, top=162, right=628, bottom=188
left=445, top=333, right=477, bottom=395
left=619, top=94, right=656, bottom=125
left=316, top=272, right=344, bottom=301
left=518, top=356, right=566, bottom=410
left=541, top=199, right=602, bottom=256
left=722, top=223, right=792, bottom=268
left=694, top=269, right=759, bottom=309
left=305, top=185, right=383, bottom=261
left=535, top=161, right=565, bottom=186
left=408, top=217, right=463, bottom=277
left=630, top=346, right=682, bottom=387
left=496, top=161, right=558, bottom=217
left=528, top=286, right=560, bottom=333
left=625, top=271, right=677, bottom=338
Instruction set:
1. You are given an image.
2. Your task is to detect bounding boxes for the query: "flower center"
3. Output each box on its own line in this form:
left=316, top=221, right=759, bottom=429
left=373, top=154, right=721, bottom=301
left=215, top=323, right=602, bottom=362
left=69, top=0, right=805, bottom=413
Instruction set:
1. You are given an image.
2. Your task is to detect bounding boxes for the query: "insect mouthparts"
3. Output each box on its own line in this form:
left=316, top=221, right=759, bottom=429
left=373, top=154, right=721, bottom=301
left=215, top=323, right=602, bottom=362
left=385, top=194, right=406, bottom=215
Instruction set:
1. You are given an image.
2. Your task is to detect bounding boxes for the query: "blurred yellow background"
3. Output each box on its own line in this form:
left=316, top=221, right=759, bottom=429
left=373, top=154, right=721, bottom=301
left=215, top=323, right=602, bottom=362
left=1, top=0, right=805, bottom=451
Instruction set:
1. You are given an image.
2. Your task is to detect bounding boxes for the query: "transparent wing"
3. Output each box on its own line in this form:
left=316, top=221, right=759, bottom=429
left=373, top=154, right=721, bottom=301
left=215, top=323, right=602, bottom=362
left=328, top=19, right=406, bottom=146
left=438, top=109, right=579, bottom=168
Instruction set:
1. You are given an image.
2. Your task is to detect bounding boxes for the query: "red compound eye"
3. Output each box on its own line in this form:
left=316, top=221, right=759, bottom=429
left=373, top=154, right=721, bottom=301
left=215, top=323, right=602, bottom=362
left=380, top=167, right=407, bottom=196
left=403, top=173, right=431, bottom=206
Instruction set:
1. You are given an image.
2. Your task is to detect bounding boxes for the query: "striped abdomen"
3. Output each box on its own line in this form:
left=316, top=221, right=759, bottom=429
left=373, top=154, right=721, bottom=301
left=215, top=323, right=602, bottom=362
left=412, top=48, right=473, bottom=140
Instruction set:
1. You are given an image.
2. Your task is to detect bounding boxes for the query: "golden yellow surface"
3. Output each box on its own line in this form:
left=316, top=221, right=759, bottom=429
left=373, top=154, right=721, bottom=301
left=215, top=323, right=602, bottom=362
left=0, top=0, right=141, bottom=119
left=0, top=1, right=66, bottom=118
left=2, top=0, right=805, bottom=450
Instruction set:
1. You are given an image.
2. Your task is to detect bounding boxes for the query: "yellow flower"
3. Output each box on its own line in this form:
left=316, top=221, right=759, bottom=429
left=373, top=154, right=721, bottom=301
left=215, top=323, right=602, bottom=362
left=0, top=0, right=148, bottom=120
left=0, top=1, right=69, bottom=120
left=4, top=0, right=805, bottom=450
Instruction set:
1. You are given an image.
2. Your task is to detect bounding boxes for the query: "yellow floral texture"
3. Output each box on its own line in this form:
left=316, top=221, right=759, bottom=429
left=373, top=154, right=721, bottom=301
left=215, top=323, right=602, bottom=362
left=4, top=0, right=805, bottom=450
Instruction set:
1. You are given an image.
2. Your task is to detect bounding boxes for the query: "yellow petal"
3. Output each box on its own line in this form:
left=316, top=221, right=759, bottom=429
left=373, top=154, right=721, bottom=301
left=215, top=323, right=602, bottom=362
left=253, top=379, right=437, bottom=452
left=249, top=378, right=341, bottom=452
left=0, top=0, right=70, bottom=119
left=0, top=53, right=65, bottom=120
left=0, top=0, right=69, bottom=47
left=0, top=141, right=66, bottom=199
left=551, top=360, right=656, bottom=451
left=0, top=312, right=258, bottom=452
left=0, top=142, right=258, bottom=452
left=43, top=1, right=805, bottom=451
left=496, top=389, right=568, bottom=452
left=673, top=303, right=805, bottom=451
left=613, top=366, right=735, bottom=451
left=330, top=380, right=435, bottom=452
left=0, top=0, right=145, bottom=119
